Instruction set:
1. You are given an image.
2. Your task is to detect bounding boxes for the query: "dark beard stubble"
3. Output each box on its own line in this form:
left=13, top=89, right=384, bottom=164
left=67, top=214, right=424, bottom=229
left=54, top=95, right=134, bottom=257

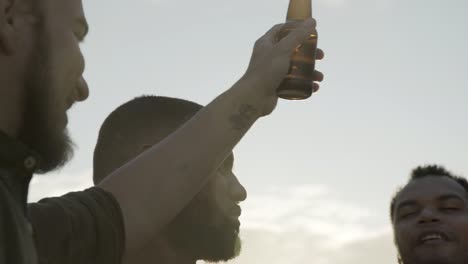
left=18, top=26, right=74, bottom=173
left=166, top=188, right=242, bottom=262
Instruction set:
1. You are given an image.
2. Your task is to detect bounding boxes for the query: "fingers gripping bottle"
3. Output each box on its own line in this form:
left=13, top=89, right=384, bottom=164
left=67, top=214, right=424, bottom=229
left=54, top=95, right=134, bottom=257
left=277, top=0, right=318, bottom=100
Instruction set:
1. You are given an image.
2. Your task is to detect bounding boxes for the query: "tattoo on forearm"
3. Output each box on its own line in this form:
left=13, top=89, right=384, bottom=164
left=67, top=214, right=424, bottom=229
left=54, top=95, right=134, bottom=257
left=229, top=104, right=258, bottom=130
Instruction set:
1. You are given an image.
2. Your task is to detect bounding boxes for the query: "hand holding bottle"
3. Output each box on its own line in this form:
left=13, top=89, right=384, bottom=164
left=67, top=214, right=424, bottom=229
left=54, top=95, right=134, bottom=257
left=236, top=18, right=324, bottom=117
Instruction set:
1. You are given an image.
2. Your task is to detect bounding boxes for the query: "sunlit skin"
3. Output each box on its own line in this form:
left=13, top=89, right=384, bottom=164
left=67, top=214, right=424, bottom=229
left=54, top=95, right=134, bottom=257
left=392, top=176, right=468, bottom=264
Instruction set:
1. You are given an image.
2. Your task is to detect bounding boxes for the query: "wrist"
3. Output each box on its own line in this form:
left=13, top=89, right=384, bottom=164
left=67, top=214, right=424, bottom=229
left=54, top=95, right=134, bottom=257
left=237, top=75, right=268, bottom=115
left=215, top=76, right=264, bottom=130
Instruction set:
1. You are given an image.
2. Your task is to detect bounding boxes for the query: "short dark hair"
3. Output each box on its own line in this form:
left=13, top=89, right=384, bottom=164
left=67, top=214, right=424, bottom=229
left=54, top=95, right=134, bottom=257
left=93, top=96, right=202, bottom=184
left=389, top=164, right=468, bottom=222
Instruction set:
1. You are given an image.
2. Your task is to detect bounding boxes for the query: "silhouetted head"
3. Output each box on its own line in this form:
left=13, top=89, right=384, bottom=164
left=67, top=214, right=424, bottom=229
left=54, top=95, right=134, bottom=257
left=93, top=96, right=247, bottom=261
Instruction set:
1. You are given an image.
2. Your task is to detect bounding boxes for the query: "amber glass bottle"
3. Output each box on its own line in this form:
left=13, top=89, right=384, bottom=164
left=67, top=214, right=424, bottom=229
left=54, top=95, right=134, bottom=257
left=277, top=0, right=318, bottom=100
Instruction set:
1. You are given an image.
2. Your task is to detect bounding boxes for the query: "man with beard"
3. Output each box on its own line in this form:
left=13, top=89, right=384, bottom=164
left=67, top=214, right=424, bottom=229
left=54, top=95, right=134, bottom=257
left=390, top=165, right=468, bottom=264
left=0, top=0, right=324, bottom=263
left=93, top=96, right=246, bottom=263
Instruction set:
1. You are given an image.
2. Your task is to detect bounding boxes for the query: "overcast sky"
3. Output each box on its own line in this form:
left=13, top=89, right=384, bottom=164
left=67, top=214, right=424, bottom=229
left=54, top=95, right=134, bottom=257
left=29, top=0, right=468, bottom=263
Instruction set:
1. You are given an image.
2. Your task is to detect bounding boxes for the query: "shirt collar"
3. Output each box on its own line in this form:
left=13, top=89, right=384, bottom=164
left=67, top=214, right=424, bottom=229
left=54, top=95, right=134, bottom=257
left=0, top=130, right=40, bottom=173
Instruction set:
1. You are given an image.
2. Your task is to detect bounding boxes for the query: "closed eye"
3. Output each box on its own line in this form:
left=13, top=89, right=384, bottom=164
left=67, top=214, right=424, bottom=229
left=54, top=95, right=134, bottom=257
left=440, top=197, right=465, bottom=212
left=399, top=211, right=418, bottom=220
left=442, top=207, right=461, bottom=212
left=396, top=202, right=420, bottom=220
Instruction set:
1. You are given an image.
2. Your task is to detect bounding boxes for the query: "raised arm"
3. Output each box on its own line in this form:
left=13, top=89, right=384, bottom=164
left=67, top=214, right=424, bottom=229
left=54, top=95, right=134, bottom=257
left=98, top=18, right=323, bottom=253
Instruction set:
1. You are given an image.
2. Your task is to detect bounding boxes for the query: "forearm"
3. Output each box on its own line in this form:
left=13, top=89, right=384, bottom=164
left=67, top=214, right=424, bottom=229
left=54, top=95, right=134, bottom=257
left=98, top=75, right=263, bottom=253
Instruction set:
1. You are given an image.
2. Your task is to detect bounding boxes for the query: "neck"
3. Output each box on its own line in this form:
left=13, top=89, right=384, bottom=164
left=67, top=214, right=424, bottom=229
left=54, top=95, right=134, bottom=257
left=0, top=108, right=22, bottom=140
left=0, top=63, right=25, bottom=139
left=125, top=236, right=197, bottom=264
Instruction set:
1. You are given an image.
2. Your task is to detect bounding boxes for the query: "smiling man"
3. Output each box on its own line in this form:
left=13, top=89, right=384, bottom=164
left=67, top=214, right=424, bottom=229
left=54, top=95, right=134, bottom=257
left=390, top=165, right=468, bottom=264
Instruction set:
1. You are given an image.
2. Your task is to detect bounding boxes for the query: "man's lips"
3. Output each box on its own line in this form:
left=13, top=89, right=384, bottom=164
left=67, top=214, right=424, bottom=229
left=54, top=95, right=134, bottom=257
left=230, top=205, right=242, bottom=218
left=417, top=230, right=451, bottom=245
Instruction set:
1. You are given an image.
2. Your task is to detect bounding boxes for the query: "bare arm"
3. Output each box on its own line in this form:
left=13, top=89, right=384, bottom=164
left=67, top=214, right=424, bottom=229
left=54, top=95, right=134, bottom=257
left=98, top=18, right=322, bottom=254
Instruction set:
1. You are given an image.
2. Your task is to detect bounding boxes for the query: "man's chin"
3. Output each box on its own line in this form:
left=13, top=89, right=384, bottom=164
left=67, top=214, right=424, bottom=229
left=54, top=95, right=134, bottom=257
left=194, top=221, right=242, bottom=262
left=202, top=235, right=241, bottom=262
left=232, top=235, right=242, bottom=258
left=412, top=247, right=458, bottom=264
left=34, top=128, right=74, bottom=173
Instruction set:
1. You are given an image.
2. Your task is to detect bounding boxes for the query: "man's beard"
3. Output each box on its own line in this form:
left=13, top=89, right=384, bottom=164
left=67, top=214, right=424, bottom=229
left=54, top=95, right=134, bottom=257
left=166, top=189, right=242, bottom=262
left=18, top=33, right=74, bottom=173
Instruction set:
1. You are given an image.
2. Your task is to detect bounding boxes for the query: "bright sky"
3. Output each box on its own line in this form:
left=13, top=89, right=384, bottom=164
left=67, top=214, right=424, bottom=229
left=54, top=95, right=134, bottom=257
left=29, top=0, right=468, bottom=263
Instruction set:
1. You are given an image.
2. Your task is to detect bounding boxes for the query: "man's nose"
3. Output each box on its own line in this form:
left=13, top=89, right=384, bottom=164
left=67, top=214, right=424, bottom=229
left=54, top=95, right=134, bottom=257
left=418, top=208, right=441, bottom=224
left=230, top=174, right=247, bottom=202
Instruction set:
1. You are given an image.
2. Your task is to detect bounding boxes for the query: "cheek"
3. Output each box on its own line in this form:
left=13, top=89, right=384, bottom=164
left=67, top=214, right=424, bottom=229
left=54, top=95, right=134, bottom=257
left=208, top=178, right=233, bottom=219
left=63, top=41, right=83, bottom=81
left=450, top=215, right=468, bottom=243
left=51, top=33, right=83, bottom=81
left=54, top=48, right=84, bottom=108
left=394, top=225, right=412, bottom=252
left=213, top=177, right=231, bottom=203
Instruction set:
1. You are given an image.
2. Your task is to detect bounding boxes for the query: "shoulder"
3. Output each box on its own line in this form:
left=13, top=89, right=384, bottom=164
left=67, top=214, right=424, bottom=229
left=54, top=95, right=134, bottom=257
left=28, top=187, right=125, bottom=264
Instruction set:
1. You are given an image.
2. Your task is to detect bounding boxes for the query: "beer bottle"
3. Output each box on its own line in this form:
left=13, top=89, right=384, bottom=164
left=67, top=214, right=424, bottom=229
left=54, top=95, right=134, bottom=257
left=277, top=0, right=318, bottom=100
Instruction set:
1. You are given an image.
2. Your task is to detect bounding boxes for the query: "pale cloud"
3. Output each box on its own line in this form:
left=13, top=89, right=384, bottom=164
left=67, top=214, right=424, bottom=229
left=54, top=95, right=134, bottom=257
left=205, top=184, right=397, bottom=264
left=28, top=169, right=93, bottom=202
left=240, top=185, right=388, bottom=248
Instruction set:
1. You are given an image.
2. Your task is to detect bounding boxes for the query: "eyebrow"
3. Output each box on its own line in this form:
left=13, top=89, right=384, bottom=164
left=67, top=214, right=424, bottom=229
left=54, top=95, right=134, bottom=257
left=396, top=194, right=465, bottom=212
left=395, top=200, right=418, bottom=213
left=76, top=17, right=89, bottom=41
left=438, top=194, right=464, bottom=202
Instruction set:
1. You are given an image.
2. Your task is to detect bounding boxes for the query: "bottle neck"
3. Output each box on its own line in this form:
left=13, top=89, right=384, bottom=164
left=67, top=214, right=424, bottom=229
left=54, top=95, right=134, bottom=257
left=286, top=0, right=312, bottom=20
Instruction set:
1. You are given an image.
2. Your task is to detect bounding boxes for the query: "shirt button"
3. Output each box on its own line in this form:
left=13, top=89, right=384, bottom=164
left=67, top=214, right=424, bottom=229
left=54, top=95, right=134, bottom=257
left=24, top=156, right=37, bottom=170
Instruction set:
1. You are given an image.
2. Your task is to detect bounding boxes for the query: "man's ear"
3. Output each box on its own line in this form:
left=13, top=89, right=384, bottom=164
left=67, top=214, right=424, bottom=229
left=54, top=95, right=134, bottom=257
left=0, top=0, right=17, bottom=55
